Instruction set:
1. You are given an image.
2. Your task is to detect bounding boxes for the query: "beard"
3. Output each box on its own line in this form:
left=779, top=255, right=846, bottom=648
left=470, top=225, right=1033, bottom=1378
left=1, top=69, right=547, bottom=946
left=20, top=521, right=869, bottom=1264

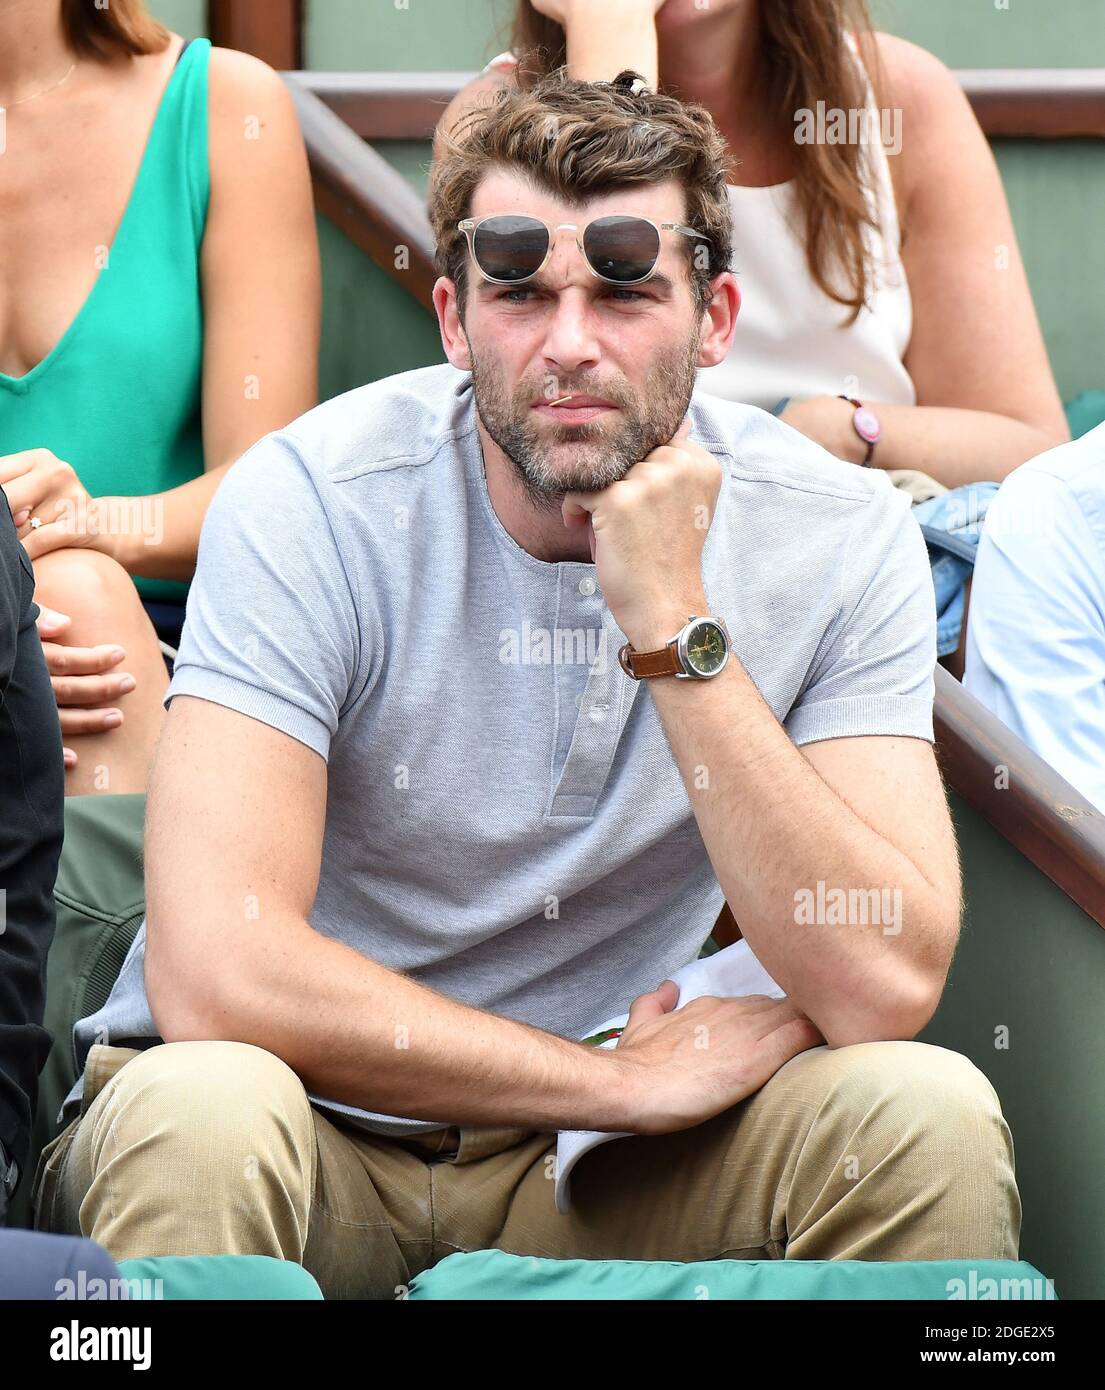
left=470, top=332, right=701, bottom=513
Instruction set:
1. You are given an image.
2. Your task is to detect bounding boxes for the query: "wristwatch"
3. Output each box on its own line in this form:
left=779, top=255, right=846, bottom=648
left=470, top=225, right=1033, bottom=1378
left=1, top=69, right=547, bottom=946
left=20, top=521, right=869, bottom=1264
left=0, top=1137, right=18, bottom=1202
left=618, top=615, right=731, bottom=681
left=838, top=395, right=881, bottom=466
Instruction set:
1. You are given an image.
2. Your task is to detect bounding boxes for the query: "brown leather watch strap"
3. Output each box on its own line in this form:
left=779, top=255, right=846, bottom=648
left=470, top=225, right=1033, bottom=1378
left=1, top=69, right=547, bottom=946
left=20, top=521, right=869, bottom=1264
left=618, top=640, right=682, bottom=680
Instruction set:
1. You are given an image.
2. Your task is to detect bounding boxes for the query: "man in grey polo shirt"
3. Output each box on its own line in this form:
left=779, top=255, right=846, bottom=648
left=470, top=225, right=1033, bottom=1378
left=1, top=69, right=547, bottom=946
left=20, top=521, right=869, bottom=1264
left=36, top=71, right=1017, bottom=1295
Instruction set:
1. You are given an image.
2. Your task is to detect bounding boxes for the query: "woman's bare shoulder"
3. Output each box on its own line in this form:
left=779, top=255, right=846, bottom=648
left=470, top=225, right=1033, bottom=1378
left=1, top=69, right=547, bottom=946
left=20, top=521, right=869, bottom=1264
left=870, top=31, right=968, bottom=121
left=204, top=46, right=305, bottom=177
left=869, top=32, right=986, bottom=212
left=206, top=44, right=297, bottom=111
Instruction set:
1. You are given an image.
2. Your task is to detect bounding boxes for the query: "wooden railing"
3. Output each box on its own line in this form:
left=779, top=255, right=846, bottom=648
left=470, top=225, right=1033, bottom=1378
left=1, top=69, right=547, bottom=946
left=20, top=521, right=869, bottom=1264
left=960, top=68, right=1105, bottom=137
left=285, top=79, right=438, bottom=305
left=295, top=68, right=1105, bottom=142
left=209, top=0, right=301, bottom=69
left=933, top=667, right=1105, bottom=925
left=285, top=67, right=1105, bottom=934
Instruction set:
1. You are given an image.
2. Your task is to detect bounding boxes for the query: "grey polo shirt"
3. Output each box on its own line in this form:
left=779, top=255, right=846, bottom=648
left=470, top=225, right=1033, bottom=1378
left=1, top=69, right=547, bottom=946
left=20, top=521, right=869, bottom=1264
left=67, top=364, right=936, bottom=1135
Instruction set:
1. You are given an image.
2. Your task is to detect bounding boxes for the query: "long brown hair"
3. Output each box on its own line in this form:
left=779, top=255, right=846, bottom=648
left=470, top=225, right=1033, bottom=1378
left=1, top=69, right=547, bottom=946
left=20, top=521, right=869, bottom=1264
left=508, top=1, right=885, bottom=320
left=61, top=0, right=170, bottom=59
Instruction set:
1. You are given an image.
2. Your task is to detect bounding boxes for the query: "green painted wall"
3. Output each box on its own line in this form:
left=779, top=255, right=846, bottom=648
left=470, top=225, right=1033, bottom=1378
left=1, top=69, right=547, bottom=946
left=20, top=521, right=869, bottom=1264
left=993, top=140, right=1105, bottom=404
left=317, top=212, right=443, bottom=402
left=870, top=0, right=1105, bottom=68
left=303, top=0, right=516, bottom=72
left=922, top=795, right=1105, bottom=1301
left=148, top=0, right=207, bottom=41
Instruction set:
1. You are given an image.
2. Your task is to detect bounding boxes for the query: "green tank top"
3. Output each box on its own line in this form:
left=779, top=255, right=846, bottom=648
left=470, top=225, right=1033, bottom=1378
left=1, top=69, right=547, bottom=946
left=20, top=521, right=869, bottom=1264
left=0, top=39, right=211, bottom=604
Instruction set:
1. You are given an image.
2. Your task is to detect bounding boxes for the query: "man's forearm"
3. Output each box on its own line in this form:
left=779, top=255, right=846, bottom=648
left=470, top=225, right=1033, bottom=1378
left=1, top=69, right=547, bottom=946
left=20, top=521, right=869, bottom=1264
left=646, top=657, right=949, bottom=1043
left=151, top=914, right=641, bottom=1134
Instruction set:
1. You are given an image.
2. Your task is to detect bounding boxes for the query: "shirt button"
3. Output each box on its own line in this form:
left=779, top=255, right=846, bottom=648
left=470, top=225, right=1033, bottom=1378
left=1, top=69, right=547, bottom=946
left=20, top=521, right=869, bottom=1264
left=578, top=576, right=597, bottom=597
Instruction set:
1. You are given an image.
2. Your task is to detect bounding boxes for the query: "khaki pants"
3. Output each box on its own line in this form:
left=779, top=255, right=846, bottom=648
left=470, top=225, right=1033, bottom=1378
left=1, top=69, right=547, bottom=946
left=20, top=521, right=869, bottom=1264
left=34, top=1039, right=1020, bottom=1300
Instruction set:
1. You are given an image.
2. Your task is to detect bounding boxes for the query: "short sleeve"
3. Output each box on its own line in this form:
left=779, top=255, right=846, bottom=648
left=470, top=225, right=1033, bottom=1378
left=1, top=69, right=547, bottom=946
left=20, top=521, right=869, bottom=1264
left=965, top=468, right=1105, bottom=811
left=784, top=484, right=936, bottom=746
left=167, top=433, right=363, bottom=760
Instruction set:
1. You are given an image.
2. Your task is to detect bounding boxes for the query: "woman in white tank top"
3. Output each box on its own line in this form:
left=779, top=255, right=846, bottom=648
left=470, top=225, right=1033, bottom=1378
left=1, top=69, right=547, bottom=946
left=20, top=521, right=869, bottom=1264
left=463, top=0, right=1067, bottom=489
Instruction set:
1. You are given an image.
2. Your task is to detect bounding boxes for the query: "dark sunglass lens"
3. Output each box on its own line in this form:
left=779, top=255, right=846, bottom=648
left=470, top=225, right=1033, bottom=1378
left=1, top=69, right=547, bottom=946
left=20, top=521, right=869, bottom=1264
left=472, top=216, right=549, bottom=282
left=583, top=216, right=661, bottom=282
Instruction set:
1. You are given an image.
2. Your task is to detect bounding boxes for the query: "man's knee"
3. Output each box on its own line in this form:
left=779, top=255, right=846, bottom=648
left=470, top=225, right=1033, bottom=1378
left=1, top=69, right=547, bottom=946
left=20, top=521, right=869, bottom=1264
left=833, top=1039, right=1000, bottom=1108
left=84, top=1040, right=315, bottom=1182
left=787, top=1039, right=1008, bottom=1149
left=42, top=1042, right=318, bottom=1259
left=763, top=1041, right=1018, bottom=1259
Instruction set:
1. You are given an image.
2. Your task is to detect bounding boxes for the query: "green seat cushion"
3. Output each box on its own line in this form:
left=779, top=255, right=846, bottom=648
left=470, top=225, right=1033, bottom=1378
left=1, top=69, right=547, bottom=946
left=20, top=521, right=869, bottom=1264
left=116, top=1255, right=323, bottom=1300
left=407, top=1250, right=1056, bottom=1300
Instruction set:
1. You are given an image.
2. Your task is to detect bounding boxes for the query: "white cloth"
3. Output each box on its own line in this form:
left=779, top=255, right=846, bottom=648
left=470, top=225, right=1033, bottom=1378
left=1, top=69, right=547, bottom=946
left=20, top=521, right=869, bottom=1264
left=964, top=424, right=1105, bottom=812
left=554, top=940, right=785, bottom=1213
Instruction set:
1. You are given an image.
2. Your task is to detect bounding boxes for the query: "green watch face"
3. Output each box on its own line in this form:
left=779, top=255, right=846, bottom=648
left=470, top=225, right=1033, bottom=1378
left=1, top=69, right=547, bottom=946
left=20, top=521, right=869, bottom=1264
left=684, top=620, right=728, bottom=676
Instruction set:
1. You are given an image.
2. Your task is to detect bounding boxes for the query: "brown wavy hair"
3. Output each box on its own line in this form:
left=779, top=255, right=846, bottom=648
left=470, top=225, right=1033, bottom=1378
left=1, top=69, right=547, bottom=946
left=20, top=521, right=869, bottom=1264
left=509, top=1, right=884, bottom=320
left=62, top=0, right=170, bottom=59
left=430, top=69, right=734, bottom=320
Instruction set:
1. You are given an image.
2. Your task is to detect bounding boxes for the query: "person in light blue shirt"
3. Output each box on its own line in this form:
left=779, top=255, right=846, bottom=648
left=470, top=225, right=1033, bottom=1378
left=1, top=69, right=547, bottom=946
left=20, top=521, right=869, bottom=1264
left=965, top=423, right=1105, bottom=810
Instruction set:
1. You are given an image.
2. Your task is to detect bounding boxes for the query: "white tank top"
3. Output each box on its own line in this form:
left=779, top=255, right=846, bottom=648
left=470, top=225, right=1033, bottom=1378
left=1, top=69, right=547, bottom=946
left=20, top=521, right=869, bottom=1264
left=702, top=78, right=915, bottom=410
left=481, top=48, right=915, bottom=412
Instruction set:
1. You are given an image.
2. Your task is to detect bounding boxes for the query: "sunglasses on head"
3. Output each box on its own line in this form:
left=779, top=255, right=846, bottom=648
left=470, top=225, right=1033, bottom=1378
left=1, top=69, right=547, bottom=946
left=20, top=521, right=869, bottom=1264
left=457, top=213, right=711, bottom=287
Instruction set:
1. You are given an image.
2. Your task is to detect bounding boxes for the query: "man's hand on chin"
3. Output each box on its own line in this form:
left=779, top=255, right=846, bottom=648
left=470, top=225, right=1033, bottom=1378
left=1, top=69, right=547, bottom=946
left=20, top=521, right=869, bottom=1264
left=560, top=415, right=722, bottom=649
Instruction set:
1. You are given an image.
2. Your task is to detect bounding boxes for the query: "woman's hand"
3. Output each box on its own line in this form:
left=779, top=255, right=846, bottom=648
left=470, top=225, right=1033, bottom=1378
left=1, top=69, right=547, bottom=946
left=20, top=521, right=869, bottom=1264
left=1, top=449, right=120, bottom=563
left=529, top=0, right=665, bottom=88
left=35, top=605, right=135, bottom=769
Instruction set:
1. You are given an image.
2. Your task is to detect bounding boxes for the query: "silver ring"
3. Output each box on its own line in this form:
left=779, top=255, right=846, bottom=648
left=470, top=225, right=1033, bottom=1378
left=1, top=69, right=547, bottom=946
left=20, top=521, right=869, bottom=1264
left=28, top=516, right=43, bottom=530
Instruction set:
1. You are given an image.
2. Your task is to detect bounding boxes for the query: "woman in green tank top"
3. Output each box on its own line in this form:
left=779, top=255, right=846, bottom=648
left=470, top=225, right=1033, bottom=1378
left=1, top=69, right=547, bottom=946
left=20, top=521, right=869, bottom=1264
left=0, top=0, right=320, bottom=795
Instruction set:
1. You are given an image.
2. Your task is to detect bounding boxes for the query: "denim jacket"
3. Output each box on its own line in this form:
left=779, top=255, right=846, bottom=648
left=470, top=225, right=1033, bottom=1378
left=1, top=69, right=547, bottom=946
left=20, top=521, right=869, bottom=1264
left=912, top=482, right=999, bottom=656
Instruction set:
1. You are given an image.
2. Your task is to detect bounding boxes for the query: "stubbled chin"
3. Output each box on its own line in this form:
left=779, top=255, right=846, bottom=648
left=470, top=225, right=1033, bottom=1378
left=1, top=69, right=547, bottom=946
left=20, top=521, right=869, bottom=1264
left=537, top=415, right=610, bottom=433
